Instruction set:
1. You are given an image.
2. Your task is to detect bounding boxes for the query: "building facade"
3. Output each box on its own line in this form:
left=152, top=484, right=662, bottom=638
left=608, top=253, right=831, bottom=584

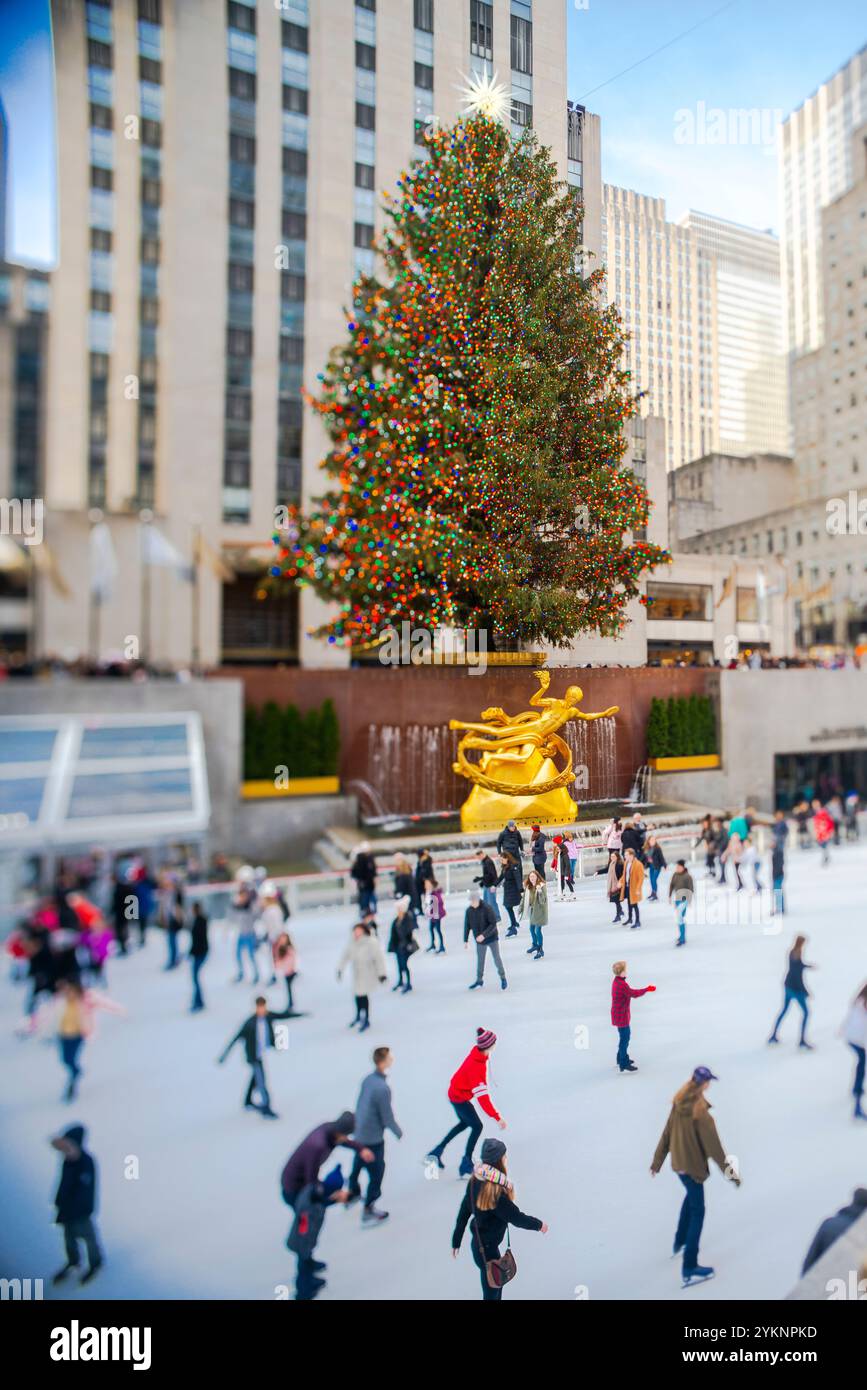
left=25, top=0, right=577, bottom=670
left=779, top=45, right=867, bottom=357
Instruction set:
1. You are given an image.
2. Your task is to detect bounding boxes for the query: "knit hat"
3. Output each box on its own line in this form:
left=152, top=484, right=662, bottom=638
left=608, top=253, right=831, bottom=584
left=480, top=1137, right=506, bottom=1166
left=476, top=1026, right=497, bottom=1051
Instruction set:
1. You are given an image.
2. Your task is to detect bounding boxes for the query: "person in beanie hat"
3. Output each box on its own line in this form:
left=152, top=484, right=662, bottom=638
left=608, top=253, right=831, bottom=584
left=611, top=961, right=655, bottom=1072
left=281, top=1112, right=375, bottom=1301
left=426, top=1028, right=505, bottom=1177
left=50, top=1123, right=103, bottom=1286
left=650, top=1066, right=741, bottom=1287
left=451, top=1137, right=547, bottom=1300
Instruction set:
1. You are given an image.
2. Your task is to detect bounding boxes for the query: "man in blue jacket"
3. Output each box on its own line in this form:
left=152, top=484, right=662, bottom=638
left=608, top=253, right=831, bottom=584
left=346, top=1046, right=403, bottom=1225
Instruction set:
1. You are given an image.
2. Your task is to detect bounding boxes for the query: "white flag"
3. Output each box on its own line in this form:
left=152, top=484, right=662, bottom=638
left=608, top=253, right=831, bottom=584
left=141, top=523, right=193, bottom=581
left=89, top=521, right=118, bottom=602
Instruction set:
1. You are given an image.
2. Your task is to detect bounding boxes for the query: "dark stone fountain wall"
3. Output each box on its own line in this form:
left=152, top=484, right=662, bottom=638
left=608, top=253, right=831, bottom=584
left=220, top=665, right=716, bottom=816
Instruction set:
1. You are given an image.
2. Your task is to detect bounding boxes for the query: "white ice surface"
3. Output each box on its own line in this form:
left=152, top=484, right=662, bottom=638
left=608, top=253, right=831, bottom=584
left=1, top=841, right=866, bottom=1302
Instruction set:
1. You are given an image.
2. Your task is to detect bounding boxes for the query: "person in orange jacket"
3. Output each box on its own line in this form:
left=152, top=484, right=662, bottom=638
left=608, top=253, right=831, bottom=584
left=620, top=846, right=645, bottom=929
left=811, top=799, right=834, bottom=866
left=425, top=1027, right=505, bottom=1177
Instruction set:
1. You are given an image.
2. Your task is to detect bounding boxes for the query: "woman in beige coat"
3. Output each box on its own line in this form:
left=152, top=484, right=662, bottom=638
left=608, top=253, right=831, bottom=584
left=337, top=923, right=387, bottom=1033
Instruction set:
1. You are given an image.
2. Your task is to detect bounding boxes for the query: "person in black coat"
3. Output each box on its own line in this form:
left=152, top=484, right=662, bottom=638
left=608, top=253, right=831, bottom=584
left=451, top=1138, right=547, bottom=1300
left=768, top=935, right=814, bottom=1048
left=50, top=1124, right=103, bottom=1285
left=464, top=888, right=507, bottom=991
left=350, top=845, right=378, bottom=915
left=496, top=851, right=523, bottom=936
left=188, top=902, right=209, bottom=1013
left=621, top=816, right=645, bottom=861
left=387, top=896, right=417, bottom=993
left=496, top=820, right=525, bottom=864
left=801, top=1187, right=867, bottom=1274
left=415, top=849, right=434, bottom=904
left=110, top=873, right=131, bottom=955
left=218, top=996, right=303, bottom=1118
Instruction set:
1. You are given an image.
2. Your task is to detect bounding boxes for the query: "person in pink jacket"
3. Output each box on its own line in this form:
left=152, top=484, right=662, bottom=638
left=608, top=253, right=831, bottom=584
left=272, top=931, right=298, bottom=1011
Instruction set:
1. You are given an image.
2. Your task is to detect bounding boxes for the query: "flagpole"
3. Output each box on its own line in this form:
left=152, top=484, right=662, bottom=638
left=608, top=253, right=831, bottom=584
left=88, top=508, right=102, bottom=662
left=139, top=508, right=153, bottom=664
left=191, top=522, right=201, bottom=670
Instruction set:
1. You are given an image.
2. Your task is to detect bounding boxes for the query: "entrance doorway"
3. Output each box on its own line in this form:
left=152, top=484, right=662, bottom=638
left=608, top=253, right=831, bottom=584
left=774, top=748, right=867, bottom=810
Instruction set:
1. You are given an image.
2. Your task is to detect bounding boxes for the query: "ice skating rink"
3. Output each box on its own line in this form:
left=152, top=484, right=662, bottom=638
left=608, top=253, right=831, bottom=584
left=2, top=840, right=866, bottom=1302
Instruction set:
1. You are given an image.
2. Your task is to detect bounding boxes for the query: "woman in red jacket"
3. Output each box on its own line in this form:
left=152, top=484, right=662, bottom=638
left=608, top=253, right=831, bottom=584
left=611, top=960, right=656, bottom=1073
left=426, top=1027, right=505, bottom=1178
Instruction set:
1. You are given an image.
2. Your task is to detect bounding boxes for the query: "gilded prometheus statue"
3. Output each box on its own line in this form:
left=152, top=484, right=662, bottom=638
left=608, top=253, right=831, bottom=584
left=450, top=670, right=619, bottom=832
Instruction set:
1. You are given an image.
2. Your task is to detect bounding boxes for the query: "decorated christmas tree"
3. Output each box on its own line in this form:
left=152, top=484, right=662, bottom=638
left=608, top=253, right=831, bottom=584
left=273, top=84, right=668, bottom=649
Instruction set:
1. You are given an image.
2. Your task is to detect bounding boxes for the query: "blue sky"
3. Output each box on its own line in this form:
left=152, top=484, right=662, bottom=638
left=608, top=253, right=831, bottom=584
left=0, top=0, right=55, bottom=268
left=567, top=0, right=867, bottom=233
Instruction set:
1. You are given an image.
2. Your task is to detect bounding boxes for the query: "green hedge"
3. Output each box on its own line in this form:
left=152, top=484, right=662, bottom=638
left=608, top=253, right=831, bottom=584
left=646, top=694, right=717, bottom=759
left=243, top=698, right=340, bottom=780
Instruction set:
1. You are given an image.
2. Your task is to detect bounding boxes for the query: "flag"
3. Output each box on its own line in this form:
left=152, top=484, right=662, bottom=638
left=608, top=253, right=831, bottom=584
left=194, top=530, right=235, bottom=583
left=141, top=523, right=193, bottom=581
left=31, top=541, right=72, bottom=597
left=715, top=568, right=735, bottom=609
left=89, top=521, right=117, bottom=602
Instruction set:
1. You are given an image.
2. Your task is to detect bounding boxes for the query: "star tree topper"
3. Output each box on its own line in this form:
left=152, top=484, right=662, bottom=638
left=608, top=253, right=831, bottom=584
left=458, top=70, right=511, bottom=124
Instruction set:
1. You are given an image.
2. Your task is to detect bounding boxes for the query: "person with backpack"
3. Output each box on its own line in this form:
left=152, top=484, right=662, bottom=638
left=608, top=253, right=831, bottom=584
left=650, top=1066, right=741, bottom=1288
left=423, top=877, right=447, bottom=954
left=388, top=895, right=418, bottom=994
left=611, top=961, right=655, bottom=1073
left=426, top=1027, right=505, bottom=1177
left=451, top=1138, right=547, bottom=1301
left=519, top=869, right=548, bottom=961
left=767, top=935, right=814, bottom=1049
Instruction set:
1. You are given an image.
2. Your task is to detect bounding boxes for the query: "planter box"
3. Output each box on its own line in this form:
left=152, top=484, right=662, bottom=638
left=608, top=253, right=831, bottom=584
left=241, top=776, right=340, bottom=800
left=648, top=754, right=720, bottom=772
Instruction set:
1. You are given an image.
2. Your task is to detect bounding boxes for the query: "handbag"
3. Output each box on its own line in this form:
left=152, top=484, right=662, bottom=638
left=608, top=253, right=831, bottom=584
left=475, top=1223, right=517, bottom=1289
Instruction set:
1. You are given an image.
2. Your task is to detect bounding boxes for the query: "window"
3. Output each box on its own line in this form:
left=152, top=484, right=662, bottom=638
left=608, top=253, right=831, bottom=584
left=511, top=99, right=532, bottom=128
left=355, top=161, right=375, bottom=189
left=356, top=0, right=376, bottom=9
left=510, top=15, right=532, bottom=74
left=229, top=67, right=256, bottom=99
left=141, top=177, right=161, bottom=205
left=282, top=147, right=308, bottom=175
left=414, top=62, right=433, bottom=90
left=228, top=262, right=254, bottom=292
left=88, top=39, right=113, bottom=69
left=90, top=102, right=113, bottom=130
left=736, top=588, right=759, bottom=622
left=282, top=21, right=308, bottom=52
left=139, top=56, right=162, bottom=83
left=141, top=235, right=160, bottom=264
left=355, top=102, right=375, bottom=130
left=229, top=197, right=255, bottom=228
left=91, top=228, right=112, bottom=252
left=281, top=272, right=305, bottom=300
left=90, top=166, right=113, bottom=190
left=226, top=391, right=252, bottom=421
left=90, top=290, right=112, bottom=313
left=645, top=581, right=712, bottom=622
left=230, top=133, right=256, bottom=162
left=470, top=1, right=493, bottom=60
left=227, top=327, right=253, bottom=357
left=228, top=1, right=255, bottom=31
left=141, top=118, right=161, bottom=146
left=281, top=210, right=307, bottom=239
left=279, top=336, right=304, bottom=364
left=356, top=41, right=376, bottom=70
left=354, top=222, right=374, bottom=249
left=414, top=0, right=434, bottom=31
left=282, top=85, right=308, bottom=114
left=140, top=297, right=159, bottom=325
left=138, top=0, right=162, bottom=21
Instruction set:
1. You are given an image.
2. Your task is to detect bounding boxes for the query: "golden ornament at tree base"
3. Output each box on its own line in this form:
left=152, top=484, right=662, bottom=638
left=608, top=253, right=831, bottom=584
left=449, top=670, right=619, bottom=834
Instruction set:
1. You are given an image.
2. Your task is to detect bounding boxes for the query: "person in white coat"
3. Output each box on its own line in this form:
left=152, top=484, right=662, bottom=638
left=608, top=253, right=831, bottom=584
left=843, top=983, right=867, bottom=1120
left=257, top=880, right=287, bottom=985
left=337, top=923, right=388, bottom=1033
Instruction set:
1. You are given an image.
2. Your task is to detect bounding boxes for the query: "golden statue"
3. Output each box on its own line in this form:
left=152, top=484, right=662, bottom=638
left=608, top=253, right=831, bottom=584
left=450, top=670, right=619, bottom=832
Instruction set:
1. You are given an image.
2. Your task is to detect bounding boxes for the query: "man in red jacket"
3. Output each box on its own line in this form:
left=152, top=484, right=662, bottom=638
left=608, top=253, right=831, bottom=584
left=611, top=960, right=655, bottom=1073
left=425, top=1027, right=505, bottom=1177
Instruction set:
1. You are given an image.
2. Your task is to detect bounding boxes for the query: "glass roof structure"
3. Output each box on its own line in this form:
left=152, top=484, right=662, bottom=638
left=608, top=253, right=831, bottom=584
left=0, top=712, right=211, bottom=852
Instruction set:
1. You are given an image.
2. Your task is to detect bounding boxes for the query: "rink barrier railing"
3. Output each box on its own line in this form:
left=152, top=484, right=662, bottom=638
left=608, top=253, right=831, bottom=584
left=190, top=822, right=759, bottom=921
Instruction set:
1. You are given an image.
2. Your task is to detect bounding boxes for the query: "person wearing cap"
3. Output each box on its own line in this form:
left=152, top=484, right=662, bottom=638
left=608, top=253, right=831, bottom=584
left=610, top=961, right=656, bottom=1073
left=668, top=860, right=694, bottom=947
left=464, top=887, right=507, bottom=991
left=218, top=994, right=303, bottom=1119
left=50, top=1123, right=103, bottom=1286
left=650, top=1066, right=741, bottom=1287
left=451, top=1137, right=547, bottom=1300
left=387, top=894, right=418, bottom=994
left=496, top=819, right=525, bottom=864
left=801, top=1187, right=867, bottom=1274
left=350, top=843, right=378, bottom=916
left=281, top=1113, right=375, bottom=1300
left=426, top=1028, right=506, bottom=1177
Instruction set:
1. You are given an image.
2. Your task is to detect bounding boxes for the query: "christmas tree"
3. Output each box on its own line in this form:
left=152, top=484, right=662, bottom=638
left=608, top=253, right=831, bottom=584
left=273, top=98, right=668, bottom=648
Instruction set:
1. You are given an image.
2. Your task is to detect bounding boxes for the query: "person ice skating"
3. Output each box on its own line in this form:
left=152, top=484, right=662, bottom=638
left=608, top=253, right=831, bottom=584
left=621, top=812, right=646, bottom=862
left=110, top=872, right=132, bottom=955
left=842, top=983, right=867, bottom=1120
left=530, top=825, right=548, bottom=874
left=496, top=818, right=524, bottom=865
left=794, top=799, right=811, bottom=850
left=232, top=871, right=260, bottom=984
left=801, top=1187, right=867, bottom=1273
left=350, top=843, right=378, bottom=915
left=812, top=800, right=834, bottom=866
left=464, top=887, right=507, bottom=991
left=519, top=870, right=548, bottom=960
left=55, top=979, right=125, bottom=1103
left=844, top=790, right=860, bottom=841
left=668, top=860, right=694, bottom=947
left=768, top=935, right=814, bottom=1049
left=607, top=850, right=625, bottom=923
left=392, top=854, right=418, bottom=911
left=347, top=1046, right=402, bottom=1224
left=646, top=834, right=667, bottom=900
left=611, top=961, right=655, bottom=1073
left=716, top=818, right=730, bottom=883
left=424, top=877, right=447, bottom=953
left=218, top=995, right=302, bottom=1119
left=281, top=1112, right=374, bottom=1301
left=388, top=895, right=417, bottom=993
left=650, top=1066, right=741, bottom=1287
left=451, top=1138, right=547, bottom=1300
left=496, top=851, right=523, bottom=936
left=163, top=880, right=186, bottom=971
left=50, top=1124, right=103, bottom=1287
left=620, top=846, right=645, bottom=928
left=256, top=881, right=287, bottom=985
left=415, top=849, right=434, bottom=906
left=473, top=848, right=500, bottom=920
left=188, top=900, right=209, bottom=1012
left=551, top=834, right=573, bottom=901
left=771, top=819, right=787, bottom=915
left=564, top=830, right=581, bottom=889
left=338, top=922, right=388, bottom=1031
left=272, top=929, right=298, bottom=1010
left=602, top=816, right=623, bottom=851
left=721, top=831, right=745, bottom=890
left=426, top=1027, right=505, bottom=1176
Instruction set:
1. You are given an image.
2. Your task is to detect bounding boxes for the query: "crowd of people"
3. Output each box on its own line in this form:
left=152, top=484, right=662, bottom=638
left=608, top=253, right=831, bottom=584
left=7, top=789, right=866, bottom=1300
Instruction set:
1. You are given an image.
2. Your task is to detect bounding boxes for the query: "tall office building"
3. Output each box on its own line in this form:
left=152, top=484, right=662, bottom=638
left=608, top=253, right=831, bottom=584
left=779, top=45, right=867, bottom=356
left=679, top=212, right=789, bottom=457
left=34, top=0, right=573, bottom=669
left=602, top=185, right=716, bottom=472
